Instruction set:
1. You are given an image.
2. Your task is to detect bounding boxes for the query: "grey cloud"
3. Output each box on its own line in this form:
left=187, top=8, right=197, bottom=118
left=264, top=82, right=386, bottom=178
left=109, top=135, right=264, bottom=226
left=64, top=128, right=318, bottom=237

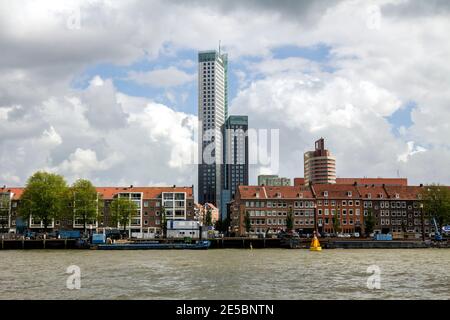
left=173, top=0, right=338, bottom=23
left=381, top=0, right=450, bottom=17
left=82, top=79, right=128, bottom=130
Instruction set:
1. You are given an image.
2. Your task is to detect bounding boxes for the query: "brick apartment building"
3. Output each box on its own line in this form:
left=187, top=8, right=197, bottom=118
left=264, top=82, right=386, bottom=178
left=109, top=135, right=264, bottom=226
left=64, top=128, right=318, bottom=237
left=230, top=182, right=436, bottom=237
left=0, top=185, right=195, bottom=236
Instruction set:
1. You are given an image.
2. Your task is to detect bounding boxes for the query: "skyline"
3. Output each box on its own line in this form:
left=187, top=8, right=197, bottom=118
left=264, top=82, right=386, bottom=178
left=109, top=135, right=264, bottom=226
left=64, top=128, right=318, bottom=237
left=1, top=0, right=450, bottom=189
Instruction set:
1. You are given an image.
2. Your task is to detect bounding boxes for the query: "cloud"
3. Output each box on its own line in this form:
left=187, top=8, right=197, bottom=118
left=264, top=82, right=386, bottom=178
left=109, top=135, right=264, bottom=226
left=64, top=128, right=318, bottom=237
left=397, top=141, right=427, bottom=163
left=0, top=74, right=197, bottom=187
left=127, top=67, right=195, bottom=88
left=82, top=76, right=128, bottom=130
left=1, top=0, right=450, bottom=191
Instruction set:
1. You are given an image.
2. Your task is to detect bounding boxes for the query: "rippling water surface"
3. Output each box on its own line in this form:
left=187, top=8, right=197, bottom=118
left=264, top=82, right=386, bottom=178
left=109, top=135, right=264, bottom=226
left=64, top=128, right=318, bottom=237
left=1, top=249, right=449, bottom=299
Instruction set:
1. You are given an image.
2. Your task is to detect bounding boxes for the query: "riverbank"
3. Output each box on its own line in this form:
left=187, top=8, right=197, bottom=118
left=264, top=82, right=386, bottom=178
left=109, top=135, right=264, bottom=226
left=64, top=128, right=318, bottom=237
left=1, top=238, right=449, bottom=250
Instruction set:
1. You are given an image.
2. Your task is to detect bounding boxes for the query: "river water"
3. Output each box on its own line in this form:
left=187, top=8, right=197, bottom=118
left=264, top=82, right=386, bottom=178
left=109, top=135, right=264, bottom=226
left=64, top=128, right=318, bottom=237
left=0, top=249, right=449, bottom=300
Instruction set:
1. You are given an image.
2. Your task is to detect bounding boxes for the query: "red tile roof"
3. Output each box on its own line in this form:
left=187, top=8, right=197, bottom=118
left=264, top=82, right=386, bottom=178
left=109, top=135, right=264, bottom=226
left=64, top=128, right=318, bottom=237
left=293, top=177, right=408, bottom=186
left=238, top=185, right=314, bottom=199
left=312, top=184, right=361, bottom=199
left=383, top=185, right=423, bottom=200
left=356, top=185, right=389, bottom=199
left=0, top=187, right=24, bottom=200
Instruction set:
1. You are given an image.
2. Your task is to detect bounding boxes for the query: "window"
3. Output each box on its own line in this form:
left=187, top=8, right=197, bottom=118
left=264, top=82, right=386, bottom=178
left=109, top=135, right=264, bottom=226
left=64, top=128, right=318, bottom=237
left=144, top=201, right=149, bottom=208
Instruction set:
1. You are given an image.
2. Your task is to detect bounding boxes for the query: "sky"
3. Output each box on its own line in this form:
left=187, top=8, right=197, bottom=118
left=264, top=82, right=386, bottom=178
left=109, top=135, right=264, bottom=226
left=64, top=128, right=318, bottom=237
left=1, top=0, right=450, bottom=191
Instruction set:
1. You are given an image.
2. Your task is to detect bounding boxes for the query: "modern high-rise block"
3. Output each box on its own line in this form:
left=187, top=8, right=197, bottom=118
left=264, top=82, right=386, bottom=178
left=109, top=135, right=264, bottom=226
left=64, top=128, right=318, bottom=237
left=221, top=115, right=249, bottom=219
left=198, top=50, right=228, bottom=209
left=304, top=138, right=336, bottom=185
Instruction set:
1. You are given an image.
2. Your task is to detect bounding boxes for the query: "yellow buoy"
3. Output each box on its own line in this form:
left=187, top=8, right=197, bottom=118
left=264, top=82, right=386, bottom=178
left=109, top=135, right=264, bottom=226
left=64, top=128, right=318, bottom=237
left=310, top=233, right=322, bottom=251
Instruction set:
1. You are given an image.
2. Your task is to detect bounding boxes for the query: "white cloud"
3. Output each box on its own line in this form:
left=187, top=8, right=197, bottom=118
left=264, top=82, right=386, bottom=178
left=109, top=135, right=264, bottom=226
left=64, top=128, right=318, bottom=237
left=1, top=0, right=450, bottom=190
left=127, top=67, right=195, bottom=88
left=55, top=148, right=123, bottom=176
left=398, top=141, right=427, bottom=163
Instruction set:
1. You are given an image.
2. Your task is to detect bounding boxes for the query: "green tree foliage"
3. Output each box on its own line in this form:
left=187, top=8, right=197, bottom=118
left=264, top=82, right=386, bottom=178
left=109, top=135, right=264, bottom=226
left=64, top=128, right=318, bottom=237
left=0, top=194, right=10, bottom=232
left=205, top=208, right=212, bottom=226
left=110, top=197, right=138, bottom=235
left=69, top=179, right=102, bottom=234
left=215, top=217, right=230, bottom=234
left=19, top=171, right=69, bottom=232
left=364, top=208, right=375, bottom=237
left=332, top=212, right=341, bottom=234
left=160, top=206, right=167, bottom=238
left=244, top=211, right=251, bottom=233
left=421, top=184, right=450, bottom=229
left=286, top=208, right=294, bottom=231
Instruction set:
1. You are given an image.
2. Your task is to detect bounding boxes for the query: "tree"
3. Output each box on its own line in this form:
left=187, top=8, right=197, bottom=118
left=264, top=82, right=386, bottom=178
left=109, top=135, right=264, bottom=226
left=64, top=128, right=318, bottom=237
left=19, top=171, right=69, bottom=232
left=421, top=184, right=450, bottom=230
left=205, top=207, right=212, bottom=227
left=332, top=212, right=341, bottom=234
left=286, top=208, right=294, bottom=231
left=69, top=179, right=102, bottom=235
left=215, top=217, right=230, bottom=234
left=110, top=197, right=138, bottom=237
left=244, top=211, right=251, bottom=234
left=160, top=206, right=167, bottom=238
left=0, top=194, right=10, bottom=232
left=364, top=208, right=375, bottom=237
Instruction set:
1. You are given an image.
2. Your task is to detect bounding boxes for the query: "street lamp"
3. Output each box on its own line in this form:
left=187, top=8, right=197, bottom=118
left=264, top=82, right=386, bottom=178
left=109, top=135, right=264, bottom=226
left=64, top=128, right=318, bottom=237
left=420, top=203, right=425, bottom=242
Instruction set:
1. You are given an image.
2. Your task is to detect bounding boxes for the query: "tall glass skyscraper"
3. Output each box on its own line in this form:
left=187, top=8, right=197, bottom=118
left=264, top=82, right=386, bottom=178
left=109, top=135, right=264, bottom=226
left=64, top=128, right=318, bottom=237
left=198, top=50, right=228, bottom=209
left=221, top=115, right=249, bottom=219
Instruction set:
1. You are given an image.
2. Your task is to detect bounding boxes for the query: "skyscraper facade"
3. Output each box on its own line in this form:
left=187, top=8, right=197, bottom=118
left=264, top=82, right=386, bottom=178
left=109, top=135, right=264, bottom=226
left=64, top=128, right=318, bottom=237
left=221, top=115, right=249, bottom=219
left=198, top=50, right=228, bottom=208
left=304, top=138, right=336, bottom=185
